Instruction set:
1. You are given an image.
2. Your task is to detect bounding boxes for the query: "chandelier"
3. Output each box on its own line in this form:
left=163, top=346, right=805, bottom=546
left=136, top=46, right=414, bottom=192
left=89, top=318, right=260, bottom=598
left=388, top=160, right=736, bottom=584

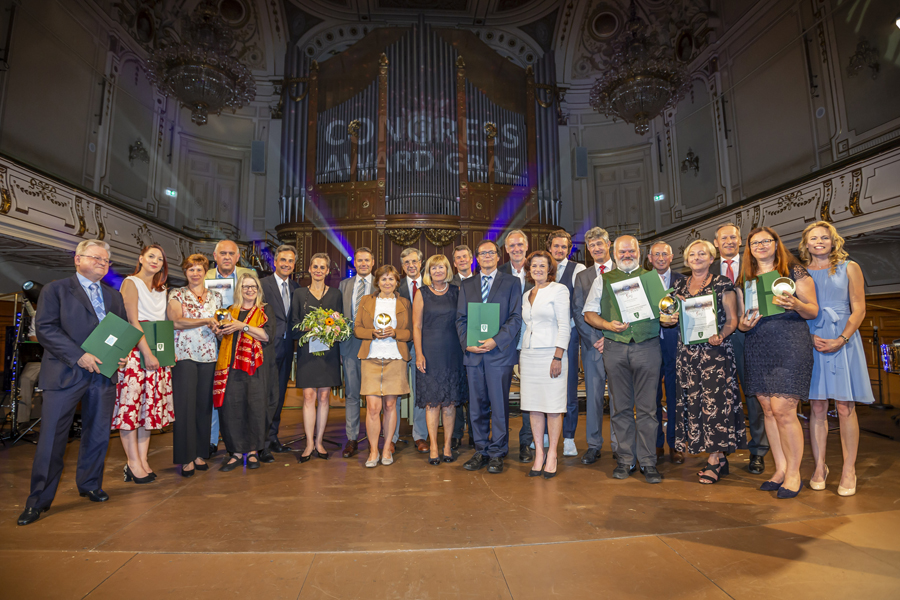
left=146, top=0, right=256, bottom=125
left=589, top=1, right=690, bottom=135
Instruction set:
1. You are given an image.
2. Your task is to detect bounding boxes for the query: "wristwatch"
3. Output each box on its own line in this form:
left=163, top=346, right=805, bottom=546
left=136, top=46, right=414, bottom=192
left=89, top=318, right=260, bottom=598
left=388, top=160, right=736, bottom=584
left=242, top=325, right=250, bottom=333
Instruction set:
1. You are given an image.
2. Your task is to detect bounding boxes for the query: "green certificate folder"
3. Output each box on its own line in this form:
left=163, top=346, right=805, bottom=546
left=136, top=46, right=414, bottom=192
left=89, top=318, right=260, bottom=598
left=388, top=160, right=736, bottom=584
left=679, top=292, right=719, bottom=345
left=748, top=271, right=785, bottom=317
left=467, top=302, right=500, bottom=347
left=604, top=271, right=669, bottom=323
left=140, top=320, right=176, bottom=369
left=80, top=313, right=144, bottom=379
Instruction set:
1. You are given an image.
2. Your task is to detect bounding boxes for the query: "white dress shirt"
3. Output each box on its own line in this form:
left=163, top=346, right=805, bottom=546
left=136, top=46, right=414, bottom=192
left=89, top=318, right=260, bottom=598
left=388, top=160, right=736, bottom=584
left=719, top=255, right=740, bottom=282
left=274, top=273, right=292, bottom=316
left=479, top=270, right=496, bottom=298
left=555, top=257, right=586, bottom=283
left=510, top=262, right=527, bottom=292
left=406, top=275, right=423, bottom=300
left=351, top=274, right=372, bottom=312
left=658, top=268, right=671, bottom=290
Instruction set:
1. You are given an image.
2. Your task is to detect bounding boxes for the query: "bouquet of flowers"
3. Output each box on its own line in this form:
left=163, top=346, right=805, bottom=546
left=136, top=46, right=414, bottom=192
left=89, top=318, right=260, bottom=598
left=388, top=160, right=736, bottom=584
left=294, top=308, right=351, bottom=356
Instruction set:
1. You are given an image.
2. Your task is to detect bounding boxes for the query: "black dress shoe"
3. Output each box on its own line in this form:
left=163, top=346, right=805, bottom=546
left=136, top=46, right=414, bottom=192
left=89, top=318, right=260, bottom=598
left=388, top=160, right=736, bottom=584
left=487, top=457, right=504, bottom=474
left=79, top=489, right=110, bottom=502
left=247, top=454, right=261, bottom=469
left=442, top=452, right=458, bottom=463
left=259, top=450, right=275, bottom=463
left=194, top=462, right=209, bottom=471
left=428, top=457, right=441, bottom=466
left=451, top=437, right=461, bottom=451
left=209, top=444, right=219, bottom=457
left=17, top=507, right=46, bottom=526
left=271, top=443, right=292, bottom=453
left=748, top=455, right=765, bottom=474
left=313, top=449, right=329, bottom=460
left=518, top=444, right=534, bottom=463
left=464, top=452, right=489, bottom=471
left=180, top=465, right=195, bottom=478
left=297, top=452, right=312, bottom=464
left=640, top=466, right=663, bottom=484
left=581, top=448, right=601, bottom=465
left=220, top=454, right=242, bottom=472
left=612, top=463, right=636, bottom=479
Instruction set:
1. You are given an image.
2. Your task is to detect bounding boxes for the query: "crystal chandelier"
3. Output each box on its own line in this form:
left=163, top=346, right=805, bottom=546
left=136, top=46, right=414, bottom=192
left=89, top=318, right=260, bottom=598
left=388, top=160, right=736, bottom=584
left=589, top=1, right=690, bottom=135
left=146, top=0, right=256, bottom=125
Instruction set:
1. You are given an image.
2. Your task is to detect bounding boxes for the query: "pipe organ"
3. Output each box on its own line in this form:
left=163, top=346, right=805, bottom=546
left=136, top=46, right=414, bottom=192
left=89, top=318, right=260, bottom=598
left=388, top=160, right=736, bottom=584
left=277, top=20, right=562, bottom=278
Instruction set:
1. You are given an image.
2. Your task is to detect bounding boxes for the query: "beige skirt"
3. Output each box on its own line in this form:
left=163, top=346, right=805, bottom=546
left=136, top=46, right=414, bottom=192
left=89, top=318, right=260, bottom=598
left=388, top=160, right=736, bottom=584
left=360, top=358, right=410, bottom=397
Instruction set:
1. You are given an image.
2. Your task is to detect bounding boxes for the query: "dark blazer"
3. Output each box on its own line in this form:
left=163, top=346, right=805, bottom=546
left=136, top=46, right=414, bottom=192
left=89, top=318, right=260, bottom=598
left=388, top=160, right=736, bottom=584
left=397, top=276, right=421, bottom=350
left=260, top=274, right=299, bottom=342
left=659, top=270, right=686, bottom=350
left=498, top=262, right=534, bottom=295
left=354, top=293, right=412, bottom=361
left=455, top=270, right=523, bottom=367
left=450, top=272, right=472, bottom=287
left=35, top=274, right=127, bottom=391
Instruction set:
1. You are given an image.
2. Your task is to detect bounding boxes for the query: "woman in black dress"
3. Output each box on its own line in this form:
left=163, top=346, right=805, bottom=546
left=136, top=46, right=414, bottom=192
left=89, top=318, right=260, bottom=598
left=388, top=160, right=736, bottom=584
left=215, top=272, right=276, bottom=472
left=738, top=227, right=818, bottom=499
left=413, top=254, right=468, bottom=465
left=292, top=253, right=343, bottom=462
left=662, top=239, right=745, bottom=484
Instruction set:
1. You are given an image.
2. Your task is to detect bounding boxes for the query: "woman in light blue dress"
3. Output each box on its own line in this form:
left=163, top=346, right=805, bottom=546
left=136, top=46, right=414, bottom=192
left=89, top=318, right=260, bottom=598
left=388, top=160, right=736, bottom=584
left=800, top=221, right=874, bottom=497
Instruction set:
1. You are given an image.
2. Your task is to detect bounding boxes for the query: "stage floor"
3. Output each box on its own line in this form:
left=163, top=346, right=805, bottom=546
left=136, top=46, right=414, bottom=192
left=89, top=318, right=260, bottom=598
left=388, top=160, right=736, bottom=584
left=2, top=390, right=900, bottom=599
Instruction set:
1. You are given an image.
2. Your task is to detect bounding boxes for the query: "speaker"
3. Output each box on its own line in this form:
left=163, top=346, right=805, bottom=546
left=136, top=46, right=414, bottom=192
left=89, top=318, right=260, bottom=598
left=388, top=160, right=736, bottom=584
left=573, top=146, right=588, bottom=179
left=251, top=140, right=265, bottom=174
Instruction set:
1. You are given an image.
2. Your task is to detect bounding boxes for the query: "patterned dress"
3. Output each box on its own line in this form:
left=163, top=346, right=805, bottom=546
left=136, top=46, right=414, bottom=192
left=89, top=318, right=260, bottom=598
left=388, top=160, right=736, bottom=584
left=673, top=274, right=747, bottom=454
left=112, top=276, right=174, bottom=430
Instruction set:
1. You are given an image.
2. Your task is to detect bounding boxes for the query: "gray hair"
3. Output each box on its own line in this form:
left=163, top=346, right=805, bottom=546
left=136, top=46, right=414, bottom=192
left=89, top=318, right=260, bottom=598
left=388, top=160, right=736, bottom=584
left=274, top=244, right=297, bottom=259
left=649, top=241, right=672, bottom=254
left=613, top=235, right=640, bottom=253
left=400, top=247, right=423, bottom=262
left=504, top=230, right=528, bottom=247
left=75, top=239, right=110, bottom=257
left=214, top=239, right=238, bottom=254
left=584, top=227, right=610, bottom=244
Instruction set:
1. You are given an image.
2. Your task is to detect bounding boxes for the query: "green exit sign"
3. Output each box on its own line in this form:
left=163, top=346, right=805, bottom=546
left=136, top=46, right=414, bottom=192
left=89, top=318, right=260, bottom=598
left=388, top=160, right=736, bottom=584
left=653, top=193, right=665, bottom=202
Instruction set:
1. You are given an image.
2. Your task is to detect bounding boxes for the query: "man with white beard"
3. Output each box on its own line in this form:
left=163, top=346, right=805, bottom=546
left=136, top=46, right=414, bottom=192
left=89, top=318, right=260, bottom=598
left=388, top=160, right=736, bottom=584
left=582, top=235, right=663, bottom=484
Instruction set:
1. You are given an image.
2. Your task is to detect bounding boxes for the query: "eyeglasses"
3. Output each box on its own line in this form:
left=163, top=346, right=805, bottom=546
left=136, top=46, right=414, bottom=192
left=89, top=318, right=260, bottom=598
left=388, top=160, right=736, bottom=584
left=478, top=251, right=497, bottom=257
left=241, top=285, right=258, bottom=290
left=749, top=239, right=775, bottom=248
left=651, top=252, right=670, bottom=258
left=78, top=254, right=111, bottom=266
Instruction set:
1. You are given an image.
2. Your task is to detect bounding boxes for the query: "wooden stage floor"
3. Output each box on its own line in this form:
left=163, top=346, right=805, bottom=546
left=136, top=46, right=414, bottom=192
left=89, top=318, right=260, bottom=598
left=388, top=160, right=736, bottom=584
left=2, top=389, right=900, bottom=599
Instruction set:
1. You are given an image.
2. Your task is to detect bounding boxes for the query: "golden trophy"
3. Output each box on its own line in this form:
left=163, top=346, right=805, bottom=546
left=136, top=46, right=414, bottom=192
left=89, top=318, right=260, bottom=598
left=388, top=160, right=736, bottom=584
left=215, top=308, right=232, bottom=324
left=376, top=313, right=392, bottom=327
left=659, top=294, right=679, bottom=316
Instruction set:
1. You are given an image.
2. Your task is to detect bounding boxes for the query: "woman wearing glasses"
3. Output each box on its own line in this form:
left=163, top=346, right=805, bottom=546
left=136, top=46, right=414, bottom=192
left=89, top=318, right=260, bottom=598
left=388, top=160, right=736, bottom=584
left=215, top=272, right=275, bottom=472
left=738, top=227, right=818, bottom=499
left=113, top=244, right=174, bottom=484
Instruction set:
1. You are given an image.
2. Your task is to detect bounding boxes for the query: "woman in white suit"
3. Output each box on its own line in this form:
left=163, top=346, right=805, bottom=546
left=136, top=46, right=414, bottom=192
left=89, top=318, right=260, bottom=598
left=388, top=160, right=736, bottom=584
left=519, top=250, right=571, bottom=479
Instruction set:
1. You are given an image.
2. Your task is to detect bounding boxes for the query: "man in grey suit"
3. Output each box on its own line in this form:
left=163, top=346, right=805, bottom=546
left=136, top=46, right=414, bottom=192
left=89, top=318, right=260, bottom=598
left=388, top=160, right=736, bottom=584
left=713, top=223, right=768, bottom=474
left=338, top=247, right=375, bottom=458
left=397, top=247, right=428, bottom=453
left=497, top=229, right=534, bottom=462
left=572, top=227, right=614, bottom=466
left=259, top=245, right=299, bottom=462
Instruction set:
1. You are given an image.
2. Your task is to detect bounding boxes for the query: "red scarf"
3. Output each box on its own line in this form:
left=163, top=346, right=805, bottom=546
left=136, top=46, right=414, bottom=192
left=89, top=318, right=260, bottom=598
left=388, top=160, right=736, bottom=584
left=213, top=305, right=266, bottom=408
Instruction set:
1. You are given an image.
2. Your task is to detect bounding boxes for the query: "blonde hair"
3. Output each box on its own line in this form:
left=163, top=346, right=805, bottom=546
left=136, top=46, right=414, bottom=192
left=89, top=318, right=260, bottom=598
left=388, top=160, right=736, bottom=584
left=422, top=254, right=452, bottom=286
left=799, top=221, right=848, bottom=276
left=233, top=272, right=265, bottom=309
left=75, top=239, right=111, bottom=257
left=683, top=239, right=717, bottom=264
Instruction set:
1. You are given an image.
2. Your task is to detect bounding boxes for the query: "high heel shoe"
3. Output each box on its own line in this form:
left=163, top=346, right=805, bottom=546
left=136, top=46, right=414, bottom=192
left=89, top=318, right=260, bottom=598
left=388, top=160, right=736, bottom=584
left=313, top=449, right=329, bottom=460
left=810, top=465, right=829, bottom=491
left=529, top=458, right=546, bottom=477
left=838, top=475, right=857, bottom=497
left=298, top=453, right=312, bottom=464
left=428, top=456, right=441, bottom=466
left=543, top=458, right=558, bottom=479
left=124, top=465, right=154, bottom=484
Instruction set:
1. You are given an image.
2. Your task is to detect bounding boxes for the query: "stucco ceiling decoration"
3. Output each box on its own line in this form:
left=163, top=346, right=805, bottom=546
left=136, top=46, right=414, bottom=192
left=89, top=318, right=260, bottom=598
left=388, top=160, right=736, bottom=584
left=572, top=0, right=716, bottom=80
left=285, top=0, right=559, bottom=25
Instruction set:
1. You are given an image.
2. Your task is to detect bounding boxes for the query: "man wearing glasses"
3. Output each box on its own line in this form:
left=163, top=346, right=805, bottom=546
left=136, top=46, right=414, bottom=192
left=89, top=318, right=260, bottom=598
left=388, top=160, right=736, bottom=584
left=456, top=239, right=523, bottom=474
left=648, top=241, right=685, bottom=464
left=19, top=240, right=129, bottom=525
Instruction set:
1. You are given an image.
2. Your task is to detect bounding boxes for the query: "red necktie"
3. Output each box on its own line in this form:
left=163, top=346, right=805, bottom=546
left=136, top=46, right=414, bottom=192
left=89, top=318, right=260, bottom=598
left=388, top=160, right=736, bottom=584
left=724, top=260, right=735, bottom=283
left=412, top=280, right=418, bottom=299
left=599, top=265, right=607, bottom=274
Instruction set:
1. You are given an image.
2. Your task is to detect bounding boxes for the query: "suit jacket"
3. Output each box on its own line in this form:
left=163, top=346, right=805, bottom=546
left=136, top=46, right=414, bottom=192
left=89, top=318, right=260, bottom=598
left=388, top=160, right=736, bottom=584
left=35, top=274, right=128, bottom=391
left=339, top=275, right=372, bottom=357
left=521, top=282, right=571, bottom=350
left=450, top=272, right=473, bottom=287
left=397, top=276, right=421, bottom=350
left=659, top=270, right=686, bottom=349
left=354, top=294, right=412, bottom=361
left=455, top=270, right=523, bottom=367
left=259, top=274, right=299, bottom=343
left=572, top=265, right=617, bottom=363
left=498, top=262, right=534, bottom=294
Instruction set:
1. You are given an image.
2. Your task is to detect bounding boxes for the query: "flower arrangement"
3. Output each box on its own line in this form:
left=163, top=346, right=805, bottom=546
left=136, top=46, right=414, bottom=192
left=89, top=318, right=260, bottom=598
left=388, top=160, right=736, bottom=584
left=294, top=308, right=351, bottom=355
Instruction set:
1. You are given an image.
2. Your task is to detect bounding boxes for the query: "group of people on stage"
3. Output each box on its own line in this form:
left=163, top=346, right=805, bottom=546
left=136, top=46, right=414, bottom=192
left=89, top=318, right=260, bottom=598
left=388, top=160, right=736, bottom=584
left=18, top=220, right=874, bottom=525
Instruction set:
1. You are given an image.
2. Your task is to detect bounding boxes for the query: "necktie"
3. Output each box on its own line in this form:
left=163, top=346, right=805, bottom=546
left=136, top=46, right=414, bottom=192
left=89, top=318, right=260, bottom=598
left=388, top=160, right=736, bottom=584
left=724, top=260, right=735, bottom=283
left=412, top=280, right=418, bottom=300
left=353, top=277, right=365, bottom=318
left=481, top=275, right=490, bottom=303
left=88, top=283, right=106, bottom=322
left=281, top=281, right=291, bottom=338
left=599, top=265, right=607, bottom=275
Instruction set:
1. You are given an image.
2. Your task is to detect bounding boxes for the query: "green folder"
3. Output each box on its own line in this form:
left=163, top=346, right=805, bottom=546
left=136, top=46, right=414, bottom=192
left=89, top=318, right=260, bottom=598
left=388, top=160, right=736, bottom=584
left=140, top=320, right=176, bottom=369
left=745, top=271, right=785, bottom=317
left=467, top=302, right=500, bottom=347
left=80, top=313, right=144, bottom=379
left=604, top=270, right=669, bottom=323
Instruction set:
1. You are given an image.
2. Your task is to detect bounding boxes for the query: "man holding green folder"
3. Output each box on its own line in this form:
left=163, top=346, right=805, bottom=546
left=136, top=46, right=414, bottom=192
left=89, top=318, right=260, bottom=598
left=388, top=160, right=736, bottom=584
left=456, top=239, right=523, bottom=474
left=18, top=240, right=130, bottom=526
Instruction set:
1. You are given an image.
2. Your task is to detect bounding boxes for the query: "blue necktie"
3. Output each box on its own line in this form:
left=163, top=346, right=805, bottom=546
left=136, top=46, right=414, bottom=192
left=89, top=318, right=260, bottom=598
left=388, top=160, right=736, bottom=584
left=481, top=275, right=490, bottom=303
left=88, top=283, right=106, bottom=322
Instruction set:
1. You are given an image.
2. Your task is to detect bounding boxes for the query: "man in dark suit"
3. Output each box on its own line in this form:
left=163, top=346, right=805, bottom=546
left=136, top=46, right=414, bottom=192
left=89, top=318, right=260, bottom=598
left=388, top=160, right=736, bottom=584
left=449, top=244, right=473, bottom=288
left=457, top=239, right=523, bottom=474
left=448, top=244, right=474, bottom=448
left=259, top=244, right=300, bottom=462
left=713, top=222, right=768, bottom=474
left=338, top=246, right=375, bottom=458
left=397, top=247, right=428, bottom=452
left=18, top=240, right=128, bottom=526
left=573, top=227, right=614, bottom=465
left=649, top=241, right=686, bottom=463
left=497, top=229, right=534, bottom=462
